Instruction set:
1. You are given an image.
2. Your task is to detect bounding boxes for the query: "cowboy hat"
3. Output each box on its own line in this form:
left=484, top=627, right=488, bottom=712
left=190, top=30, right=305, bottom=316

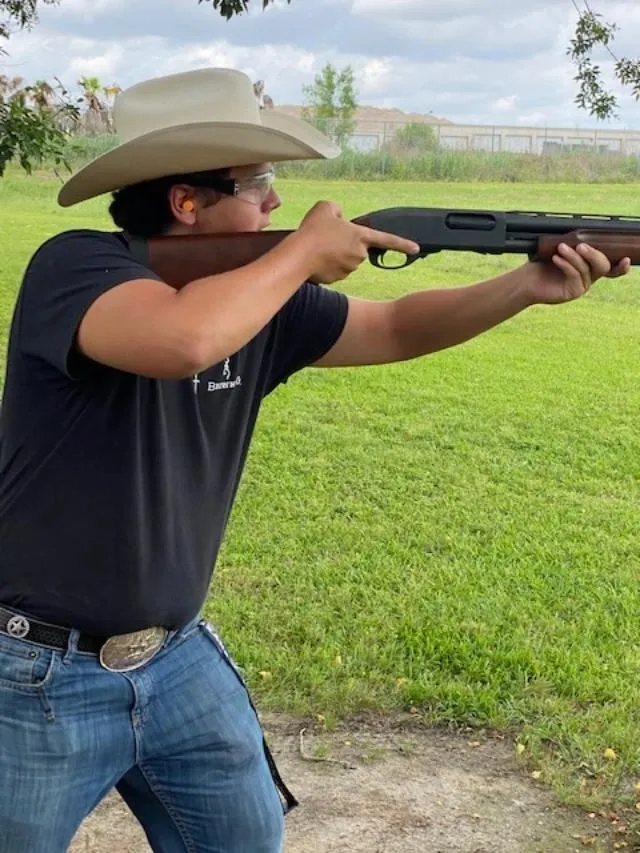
left=57, top=67, right=340, bottom=207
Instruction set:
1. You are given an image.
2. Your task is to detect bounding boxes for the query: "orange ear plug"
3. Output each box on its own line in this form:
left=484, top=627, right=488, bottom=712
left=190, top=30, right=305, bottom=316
left=182, top=200, right=195, bottom=212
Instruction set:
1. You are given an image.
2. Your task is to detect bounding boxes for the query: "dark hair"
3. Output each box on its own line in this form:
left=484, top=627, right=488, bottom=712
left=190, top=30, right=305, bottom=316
left=108, top=168, right=231, bottom=238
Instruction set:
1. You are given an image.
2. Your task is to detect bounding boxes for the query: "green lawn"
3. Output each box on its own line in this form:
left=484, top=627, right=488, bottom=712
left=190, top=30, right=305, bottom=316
left=1, top=173, right=640, bottom=813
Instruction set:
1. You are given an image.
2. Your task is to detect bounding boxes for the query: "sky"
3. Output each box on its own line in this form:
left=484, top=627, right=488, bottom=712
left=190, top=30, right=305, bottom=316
left=3, top=0, right=640, bottom=130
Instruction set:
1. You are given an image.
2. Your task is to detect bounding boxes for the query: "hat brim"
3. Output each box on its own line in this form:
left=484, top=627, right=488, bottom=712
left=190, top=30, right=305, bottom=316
left=57, top=112, right=340, bottom=207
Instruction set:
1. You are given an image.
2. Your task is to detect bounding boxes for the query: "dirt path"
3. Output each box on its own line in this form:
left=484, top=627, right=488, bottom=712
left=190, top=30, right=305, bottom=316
left=69, top=715, right=621, bottom=853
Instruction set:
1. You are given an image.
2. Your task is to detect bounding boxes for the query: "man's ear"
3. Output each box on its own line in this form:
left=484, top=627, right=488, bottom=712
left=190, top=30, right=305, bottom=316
left=168, top=185, right=198, bottom=225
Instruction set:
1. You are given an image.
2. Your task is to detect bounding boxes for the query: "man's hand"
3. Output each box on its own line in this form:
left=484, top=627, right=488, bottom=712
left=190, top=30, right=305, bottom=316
left=298, top=201, right=419, bottom=284
left=524, top=242, right=631, bottom=305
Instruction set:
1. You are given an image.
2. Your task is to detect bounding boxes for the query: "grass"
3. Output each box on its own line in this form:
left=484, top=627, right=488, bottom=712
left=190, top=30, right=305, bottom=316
left=1, top=172, right=640, bottom=815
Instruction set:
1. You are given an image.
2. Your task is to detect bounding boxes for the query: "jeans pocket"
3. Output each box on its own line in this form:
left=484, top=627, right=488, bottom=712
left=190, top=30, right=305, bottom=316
left=198, top=621, right=248, bottom=689
left=0, top=633, right=58, bottom=693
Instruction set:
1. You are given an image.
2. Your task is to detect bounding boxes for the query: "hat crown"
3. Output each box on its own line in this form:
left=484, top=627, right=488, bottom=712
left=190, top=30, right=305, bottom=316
left=114, top=68, right=262, bottom=142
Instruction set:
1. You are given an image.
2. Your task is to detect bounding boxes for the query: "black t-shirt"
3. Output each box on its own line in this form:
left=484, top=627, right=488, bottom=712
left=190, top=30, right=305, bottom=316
left=0, top=229, right=348, bottom=635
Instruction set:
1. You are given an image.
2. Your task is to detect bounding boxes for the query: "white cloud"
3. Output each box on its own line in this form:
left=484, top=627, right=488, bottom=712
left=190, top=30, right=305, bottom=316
left=494, top=96, right=517, bottom=112
left=67, top=44, right=126, bottom=79
left=47, top=0, right=128, bottom=20
left=516, top=111, right=548, bottom=126
left=359, top=58, right=394, bottom=97
left=351, top=0, right=503, bottom=20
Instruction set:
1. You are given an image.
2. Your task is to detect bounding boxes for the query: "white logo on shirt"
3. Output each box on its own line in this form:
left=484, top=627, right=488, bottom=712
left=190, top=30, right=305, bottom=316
left=192, top=357, right=242, bottom=394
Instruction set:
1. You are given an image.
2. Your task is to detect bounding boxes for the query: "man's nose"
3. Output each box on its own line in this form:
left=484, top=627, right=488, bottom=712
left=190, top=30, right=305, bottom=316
left=263, top=190, right=281, bottom=213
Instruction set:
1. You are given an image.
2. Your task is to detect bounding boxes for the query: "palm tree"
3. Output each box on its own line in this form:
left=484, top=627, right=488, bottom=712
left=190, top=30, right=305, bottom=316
left=29, top=80, right=55, bottom=112
left=0, top=75, right=25, bottom=104
left=102, top=82, right=121, bottom=132
left=78, top=76, right=105, bottom=133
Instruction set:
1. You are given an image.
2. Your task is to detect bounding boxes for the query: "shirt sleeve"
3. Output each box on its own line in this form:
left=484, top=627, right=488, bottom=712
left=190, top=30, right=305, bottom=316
left=264, top=282, right=349, bottom=395
left=18, top=229, right=162, bottom=378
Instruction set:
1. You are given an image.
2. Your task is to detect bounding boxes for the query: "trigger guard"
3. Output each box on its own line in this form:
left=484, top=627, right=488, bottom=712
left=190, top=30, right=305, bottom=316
left=368, top=247, right=384, bottom=267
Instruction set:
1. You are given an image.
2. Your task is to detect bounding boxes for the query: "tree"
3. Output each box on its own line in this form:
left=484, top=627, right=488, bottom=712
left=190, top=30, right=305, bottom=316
left=78, top=75, right=105, bottom=134
left=0, top=75, right=79, bottom=175
left=301, top=63, right=358, bottom=147
left=103, top=82, right=122, bottom=131
left=30, top=79, right=55, bottom=111
left=1, top=0, right=57, bottom=45
left=1, top=1, right=80, bottom=175
left=567, top=1, right=640, bottom=120
left=388, top=122, right=437, bottom=156
left=0, top=74, right=23, bottom=100
left=78, top=76, right=103, bottom=114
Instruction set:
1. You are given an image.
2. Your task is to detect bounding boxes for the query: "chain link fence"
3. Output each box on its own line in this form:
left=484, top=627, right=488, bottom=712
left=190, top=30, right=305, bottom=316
left=343, top=119, right=640, bottom=156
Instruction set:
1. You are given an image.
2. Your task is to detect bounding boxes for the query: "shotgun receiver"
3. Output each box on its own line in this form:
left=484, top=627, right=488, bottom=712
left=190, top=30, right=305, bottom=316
left=127, top=207, right=640, bottom=289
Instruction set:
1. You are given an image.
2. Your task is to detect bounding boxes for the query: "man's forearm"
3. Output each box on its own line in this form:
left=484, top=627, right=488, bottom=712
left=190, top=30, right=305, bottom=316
left=390, top=267, right=535, bottom=360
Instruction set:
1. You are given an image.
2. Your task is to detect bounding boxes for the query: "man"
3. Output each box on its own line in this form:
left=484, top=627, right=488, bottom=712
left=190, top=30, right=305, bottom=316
left=0, top=67, right=630, bottom=853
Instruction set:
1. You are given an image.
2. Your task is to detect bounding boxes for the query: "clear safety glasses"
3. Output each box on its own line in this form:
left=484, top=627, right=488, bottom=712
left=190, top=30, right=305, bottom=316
left=195, top=170, right=276, bottom=206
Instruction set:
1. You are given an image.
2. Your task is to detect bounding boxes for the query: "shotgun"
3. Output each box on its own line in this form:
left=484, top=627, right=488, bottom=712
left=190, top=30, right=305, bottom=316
left=126, top=206, right=640, bottom=288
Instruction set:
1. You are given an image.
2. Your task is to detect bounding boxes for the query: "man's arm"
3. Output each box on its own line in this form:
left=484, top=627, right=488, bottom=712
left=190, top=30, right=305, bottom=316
left=76, top=204, right=418, bottom=380
left=314, top=272, right=531, bottom=368
left=314, top=243, right=626, bottom=368
left=77, top=234, right=314, bottom=379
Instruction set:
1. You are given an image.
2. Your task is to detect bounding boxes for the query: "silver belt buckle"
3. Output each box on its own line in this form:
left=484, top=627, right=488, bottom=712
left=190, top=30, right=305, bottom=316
left=99, top=626, right=168, bottom=672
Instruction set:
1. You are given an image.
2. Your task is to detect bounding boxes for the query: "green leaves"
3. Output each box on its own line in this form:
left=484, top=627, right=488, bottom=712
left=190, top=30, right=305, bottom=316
left=0, top=0, right=58, bottom=52
left=197, top=0, right=290, bottom=20
left=0, top=84, right=79, bottom=177
left=1, top=2, right=74, bottom=176
left=568, top=5, right=640, bottom=120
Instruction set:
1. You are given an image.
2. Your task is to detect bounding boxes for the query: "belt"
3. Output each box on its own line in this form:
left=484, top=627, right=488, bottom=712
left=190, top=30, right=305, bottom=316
left=0, top=604, right=168, bottom=671
left=0, top=604, right=106, bottom=653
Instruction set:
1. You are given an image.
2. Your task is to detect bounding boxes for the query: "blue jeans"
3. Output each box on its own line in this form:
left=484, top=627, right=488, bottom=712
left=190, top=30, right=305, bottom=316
left=0, top=617, right=286, bottom=852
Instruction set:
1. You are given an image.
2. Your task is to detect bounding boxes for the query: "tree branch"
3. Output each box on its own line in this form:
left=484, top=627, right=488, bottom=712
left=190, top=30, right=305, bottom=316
left=567, top=0, right=640, bottom=120
left=196, top=0, right=289, bottom=20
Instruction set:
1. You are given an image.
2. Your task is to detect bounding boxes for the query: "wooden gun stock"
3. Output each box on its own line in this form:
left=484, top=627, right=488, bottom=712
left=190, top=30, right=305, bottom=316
left=534, top=231, right=640, bottom=265
left=140, top=230, right=294, bottom=289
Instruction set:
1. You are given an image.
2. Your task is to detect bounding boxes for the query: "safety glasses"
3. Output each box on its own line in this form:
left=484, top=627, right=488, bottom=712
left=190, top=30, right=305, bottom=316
left=195, top=170, right=276, bottom=206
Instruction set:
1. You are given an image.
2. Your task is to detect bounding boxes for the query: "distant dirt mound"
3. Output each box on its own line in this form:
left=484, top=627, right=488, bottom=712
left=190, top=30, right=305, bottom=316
left=275, top=104, right=453, bottom=126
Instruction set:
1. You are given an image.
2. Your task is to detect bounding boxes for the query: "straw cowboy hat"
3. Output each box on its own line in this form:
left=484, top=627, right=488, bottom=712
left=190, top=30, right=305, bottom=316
left=57, top=67, right=340, bottom=207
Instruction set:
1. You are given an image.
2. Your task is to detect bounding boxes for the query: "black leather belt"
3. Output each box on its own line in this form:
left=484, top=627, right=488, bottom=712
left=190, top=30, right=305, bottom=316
left=0, top=605, right=106, bottom=653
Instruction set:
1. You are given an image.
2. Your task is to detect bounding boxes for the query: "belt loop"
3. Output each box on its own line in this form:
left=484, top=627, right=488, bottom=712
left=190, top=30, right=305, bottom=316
left=62, top=628, right=81, bottom=663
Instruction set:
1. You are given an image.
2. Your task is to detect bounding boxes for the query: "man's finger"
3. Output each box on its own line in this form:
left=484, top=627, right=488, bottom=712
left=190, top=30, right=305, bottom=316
left=362, top=226, right=420, bottom=256
left=561, top=243, right=596, bottom=284
left=609, top=257, right=631, bottom=278
left=575, top=242, right=612, bottom=278
left=551, top=253, right=586, bottom=290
